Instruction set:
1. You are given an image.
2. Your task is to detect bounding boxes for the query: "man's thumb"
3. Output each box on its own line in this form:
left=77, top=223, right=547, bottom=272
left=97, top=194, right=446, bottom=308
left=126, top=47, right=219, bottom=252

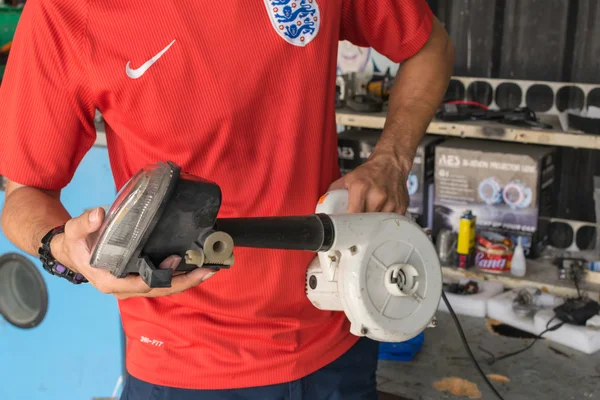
left=66, top=207, right=105, bottom=239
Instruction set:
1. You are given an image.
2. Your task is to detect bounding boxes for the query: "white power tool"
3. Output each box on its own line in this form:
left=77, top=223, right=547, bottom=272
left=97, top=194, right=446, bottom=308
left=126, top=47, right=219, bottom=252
left=306, top=190, right=442, bottom=342
left=89, top=162, right=442, bottom=343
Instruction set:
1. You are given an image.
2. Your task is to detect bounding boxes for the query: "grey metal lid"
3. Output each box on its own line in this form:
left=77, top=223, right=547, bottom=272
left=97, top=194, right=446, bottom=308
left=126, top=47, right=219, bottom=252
left=0, top=253, right=48, bottom=329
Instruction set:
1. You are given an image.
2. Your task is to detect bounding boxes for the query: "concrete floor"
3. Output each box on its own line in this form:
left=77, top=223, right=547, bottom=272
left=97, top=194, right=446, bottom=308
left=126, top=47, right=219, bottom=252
left=378, top=392, right=409, bottom=400
left=376, top=313, right=600, bottom=400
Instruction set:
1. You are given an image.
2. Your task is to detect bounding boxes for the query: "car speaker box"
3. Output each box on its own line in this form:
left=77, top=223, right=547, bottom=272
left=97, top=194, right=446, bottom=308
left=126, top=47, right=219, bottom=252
left=433, top=138, right=556, bottom=257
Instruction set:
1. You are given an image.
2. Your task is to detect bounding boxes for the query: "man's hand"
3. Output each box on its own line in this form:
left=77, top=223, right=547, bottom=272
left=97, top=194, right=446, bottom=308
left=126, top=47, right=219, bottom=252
left=329, top=153, right=411, bottom=214
left=329, top=16, right=453, bottom=215
left=52, top=207, right=216, bottom=300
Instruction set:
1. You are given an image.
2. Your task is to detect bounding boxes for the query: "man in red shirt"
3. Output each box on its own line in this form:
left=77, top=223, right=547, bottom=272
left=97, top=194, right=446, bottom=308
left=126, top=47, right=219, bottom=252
left=0, top=0, right=453, bottom=398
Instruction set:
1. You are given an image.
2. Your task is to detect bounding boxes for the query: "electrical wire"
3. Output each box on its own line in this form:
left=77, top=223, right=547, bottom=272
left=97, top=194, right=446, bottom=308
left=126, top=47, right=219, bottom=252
left=483, top=316, right=564, bottom=365
left=444, top=100, right=490, bottom=110
left=442, top=292, right=505, bottom=400
left=574, top=277, right=581, bottom=299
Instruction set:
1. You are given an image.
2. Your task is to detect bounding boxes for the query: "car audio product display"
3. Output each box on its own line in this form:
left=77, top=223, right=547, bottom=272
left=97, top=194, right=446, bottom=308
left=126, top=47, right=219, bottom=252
left=444, top=76, right=600, bottom=115
left=477, top=178, right=533, bottom=209
left=407, top=171, right=419, bottom=196
left=478, top=177, right=503, bottom=205
left=434, top=139, right=555, bottom=257
left=503, top=181, right=533, bottom=210
left=543, top=217, right=599, bottom=252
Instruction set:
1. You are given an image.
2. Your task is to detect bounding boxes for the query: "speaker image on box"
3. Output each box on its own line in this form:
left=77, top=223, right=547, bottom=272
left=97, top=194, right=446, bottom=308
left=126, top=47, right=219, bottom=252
left=434, top=139, right=555, bottom=257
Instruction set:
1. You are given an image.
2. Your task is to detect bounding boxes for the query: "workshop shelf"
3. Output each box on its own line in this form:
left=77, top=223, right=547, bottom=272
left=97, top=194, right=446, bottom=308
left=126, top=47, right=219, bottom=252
left=336, top=109, right=600, bottom=150
left=442, top=261, right=600, bottom=302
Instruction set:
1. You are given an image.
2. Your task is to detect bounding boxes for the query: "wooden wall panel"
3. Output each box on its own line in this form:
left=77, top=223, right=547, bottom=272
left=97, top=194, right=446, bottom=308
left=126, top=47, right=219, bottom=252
left=499, top=0, right=570, bottom=81
left=428, top=0, right=600, bottom=223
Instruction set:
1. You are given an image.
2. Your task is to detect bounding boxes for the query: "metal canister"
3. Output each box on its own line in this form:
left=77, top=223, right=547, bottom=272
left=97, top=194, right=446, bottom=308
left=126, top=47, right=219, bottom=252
left=436, top=229, right=456, bottom=265
left=456, top=210, right=476, bottom=269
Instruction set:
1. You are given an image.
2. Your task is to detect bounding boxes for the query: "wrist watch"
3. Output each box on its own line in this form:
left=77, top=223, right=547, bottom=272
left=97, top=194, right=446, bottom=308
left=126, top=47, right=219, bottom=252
left=38, top=225, right=88, bottom=284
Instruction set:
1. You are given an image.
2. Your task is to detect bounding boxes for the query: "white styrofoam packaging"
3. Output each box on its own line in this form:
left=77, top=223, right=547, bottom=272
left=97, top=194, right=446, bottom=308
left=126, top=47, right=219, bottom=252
left=488, top=289, right=600, bottom=354
left=486, top=288, right=564, bottom=335
left=534, top=309, right=600, bottom=354
left=438, top=279, right=504, bottom=318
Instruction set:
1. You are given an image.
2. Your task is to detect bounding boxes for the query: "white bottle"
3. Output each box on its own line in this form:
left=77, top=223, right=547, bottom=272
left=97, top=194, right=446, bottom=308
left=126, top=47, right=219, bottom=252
left=511, top=237, right=527, bottom=277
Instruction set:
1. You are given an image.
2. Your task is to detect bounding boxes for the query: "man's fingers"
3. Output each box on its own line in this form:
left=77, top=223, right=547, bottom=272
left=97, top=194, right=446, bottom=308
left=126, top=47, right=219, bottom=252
left=159, top=255, right=182, bottom=270
left=395, top=204, right=408, bottom=215
left=106, top=257, right=211, bottom=300
left=365, top=188, right=387, bottom=212
left=327, top=177, right=346, bottom=192
left=381, top=201, right=396, bottom=213
left=65, top=207, right=105, bottom=241
left=95, top=274, right=151, bottom=295
left=143, top=268, right=216, bottom=298
left=346, top=181, right=367, bottom=213
left=114, top=268, right=215, bottom=300
left=395, top=188, right=409, bottom=215
left=170, top=267, right=216, bottom=291
left=159, top=255, right=187, bottom=276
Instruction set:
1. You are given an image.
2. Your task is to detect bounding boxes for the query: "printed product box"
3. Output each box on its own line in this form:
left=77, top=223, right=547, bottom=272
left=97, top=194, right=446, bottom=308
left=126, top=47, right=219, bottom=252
left=337, top=128, right=380, bottom=176
left=337, top=128, right=443, bottom=227
left=433, top=139, right=555, bottom=257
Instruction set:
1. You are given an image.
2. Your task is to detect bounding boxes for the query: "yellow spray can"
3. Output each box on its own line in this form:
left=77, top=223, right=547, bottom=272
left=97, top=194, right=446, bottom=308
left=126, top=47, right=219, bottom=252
left=456, top=210, right=476, bottom=269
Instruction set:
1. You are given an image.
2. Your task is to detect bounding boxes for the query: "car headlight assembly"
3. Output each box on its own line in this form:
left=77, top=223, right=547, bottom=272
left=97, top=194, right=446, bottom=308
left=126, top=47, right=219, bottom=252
left=89, top=161, right=232, bottom=288
left=90, top=161, right=335, bottom=288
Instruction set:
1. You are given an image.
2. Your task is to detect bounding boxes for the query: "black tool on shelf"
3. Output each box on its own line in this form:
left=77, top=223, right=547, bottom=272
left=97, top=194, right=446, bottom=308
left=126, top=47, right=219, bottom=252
left=436, top=104, right=553, bottom=129
left=554, top=298, right=600, bottom=326
left=345, top=94, right=383, bottom=113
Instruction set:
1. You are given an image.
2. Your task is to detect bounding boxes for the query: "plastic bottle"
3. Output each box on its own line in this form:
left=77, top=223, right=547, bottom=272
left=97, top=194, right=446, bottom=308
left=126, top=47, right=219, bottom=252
left=511, top=237, right=526, bottom=277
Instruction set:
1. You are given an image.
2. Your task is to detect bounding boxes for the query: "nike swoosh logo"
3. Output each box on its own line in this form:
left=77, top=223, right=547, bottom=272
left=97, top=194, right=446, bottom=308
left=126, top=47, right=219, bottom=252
left=126, top=39, right=176, bottom=79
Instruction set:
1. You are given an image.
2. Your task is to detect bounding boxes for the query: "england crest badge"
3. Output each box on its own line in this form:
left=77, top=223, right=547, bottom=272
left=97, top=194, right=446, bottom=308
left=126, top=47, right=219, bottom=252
left=264, top=0, right=321, bottom=47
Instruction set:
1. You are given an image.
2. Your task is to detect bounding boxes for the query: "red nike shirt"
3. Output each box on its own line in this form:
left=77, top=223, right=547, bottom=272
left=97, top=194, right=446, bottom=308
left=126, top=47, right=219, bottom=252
left=0, top=0, right=432, bottom=389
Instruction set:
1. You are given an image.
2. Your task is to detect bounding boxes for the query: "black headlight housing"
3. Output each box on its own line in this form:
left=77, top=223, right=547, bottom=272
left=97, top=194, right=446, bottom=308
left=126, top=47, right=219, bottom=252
left=90, top=161, right=227, bottom=288
left=90, top=161, right=335, bottom=288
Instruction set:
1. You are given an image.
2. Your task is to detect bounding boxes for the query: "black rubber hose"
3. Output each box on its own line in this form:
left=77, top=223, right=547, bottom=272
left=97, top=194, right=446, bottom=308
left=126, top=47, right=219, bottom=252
left=216, top=214, right=334, bottom=252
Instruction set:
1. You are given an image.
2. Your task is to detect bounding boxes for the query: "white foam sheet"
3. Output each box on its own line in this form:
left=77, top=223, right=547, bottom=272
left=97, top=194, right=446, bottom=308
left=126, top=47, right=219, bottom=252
left=534, top=309, right=600, bottom=354
left=486, top=289, right=563, bottom=335
left=438, top=279, right=505, bottom=318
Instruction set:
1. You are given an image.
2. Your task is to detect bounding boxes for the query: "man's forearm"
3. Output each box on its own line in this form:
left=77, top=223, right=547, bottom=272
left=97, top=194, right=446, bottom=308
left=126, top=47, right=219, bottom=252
left=372, top=17, right=455, bottom=171
left=1, top=183, right=71, bottom=257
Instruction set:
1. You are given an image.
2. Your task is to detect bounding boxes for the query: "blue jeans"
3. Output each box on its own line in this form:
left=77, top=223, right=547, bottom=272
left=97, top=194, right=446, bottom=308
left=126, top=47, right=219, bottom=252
left=121, top=337, right=379, bottom=400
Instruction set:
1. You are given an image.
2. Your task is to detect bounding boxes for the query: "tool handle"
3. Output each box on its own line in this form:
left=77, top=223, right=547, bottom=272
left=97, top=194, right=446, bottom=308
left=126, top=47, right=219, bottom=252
left=215, top=215, right=334, bottom=252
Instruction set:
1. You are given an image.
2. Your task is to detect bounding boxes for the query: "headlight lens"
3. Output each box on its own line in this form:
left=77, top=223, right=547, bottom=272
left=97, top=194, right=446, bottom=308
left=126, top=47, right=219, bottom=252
left=89, top=162, right=176, bottom=277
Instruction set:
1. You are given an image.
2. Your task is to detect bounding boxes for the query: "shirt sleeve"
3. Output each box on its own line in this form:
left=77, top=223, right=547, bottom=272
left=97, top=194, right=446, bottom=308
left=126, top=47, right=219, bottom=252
left=340, top=0, right=434, bottom=64
left=0, top=0, right=96, bottom=191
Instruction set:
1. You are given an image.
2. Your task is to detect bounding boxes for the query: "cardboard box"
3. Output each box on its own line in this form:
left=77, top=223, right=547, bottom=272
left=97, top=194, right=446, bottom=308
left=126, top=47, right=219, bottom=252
left=433, top=139, right=555, bottom=257
left=337, top=128, right=380, bottom=175
left=337, top=128, right=443, bottom=227
left=409, top=135, right=444, bottom=228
